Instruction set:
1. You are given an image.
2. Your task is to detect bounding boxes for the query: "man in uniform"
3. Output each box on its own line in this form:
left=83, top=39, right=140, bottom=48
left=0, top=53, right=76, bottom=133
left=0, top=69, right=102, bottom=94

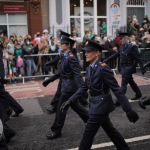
left=103, top=33, right=145, bottom=106
left=61, top=39, right=139, bottom=150
left=0, top=41, right=24, bottom=117
left=46, top=36, right=89, bottom=139
left=43, top=31, right=72, bottom=114
left=43, top=31, right=88, bottom=114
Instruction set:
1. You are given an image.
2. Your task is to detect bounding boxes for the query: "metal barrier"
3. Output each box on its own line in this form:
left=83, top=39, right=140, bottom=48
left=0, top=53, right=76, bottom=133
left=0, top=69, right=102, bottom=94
left=5, top=48, right=150, bottom=84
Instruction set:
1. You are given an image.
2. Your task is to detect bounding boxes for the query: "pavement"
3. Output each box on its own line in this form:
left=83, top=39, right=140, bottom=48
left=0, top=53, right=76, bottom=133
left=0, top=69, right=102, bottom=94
left=5, top=71, right=150, bottom=150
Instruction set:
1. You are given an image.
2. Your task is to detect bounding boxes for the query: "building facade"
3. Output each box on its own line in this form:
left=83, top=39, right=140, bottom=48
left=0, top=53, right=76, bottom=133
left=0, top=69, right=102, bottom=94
left=0, top=0, right=150, bottom=39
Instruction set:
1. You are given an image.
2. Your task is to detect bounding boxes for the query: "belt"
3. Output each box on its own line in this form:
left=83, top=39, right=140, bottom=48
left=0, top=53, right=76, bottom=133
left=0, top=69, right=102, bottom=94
left=90, top=91, right=109, bottom=96
left=121, top=61, right=131, bottom=65
left=61, top=75, right=74, bottom=79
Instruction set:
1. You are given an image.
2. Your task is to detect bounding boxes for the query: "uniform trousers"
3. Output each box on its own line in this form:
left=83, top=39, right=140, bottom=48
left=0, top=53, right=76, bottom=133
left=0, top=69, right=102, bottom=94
left=121, top=74, right=142, bottom=96
left=51, top=92, right=89, bottom=134
left=50, top=80, right=61, bottom=108
left=0, top=86, right=23, bottom=113
left=79, top=115, right=130, bottom=150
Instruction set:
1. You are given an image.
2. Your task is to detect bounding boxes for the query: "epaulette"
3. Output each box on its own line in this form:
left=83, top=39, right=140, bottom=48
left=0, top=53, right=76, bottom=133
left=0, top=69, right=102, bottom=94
left=100, top=63, right=107, bottom=67
left=69, top=53, right=74, bottom=57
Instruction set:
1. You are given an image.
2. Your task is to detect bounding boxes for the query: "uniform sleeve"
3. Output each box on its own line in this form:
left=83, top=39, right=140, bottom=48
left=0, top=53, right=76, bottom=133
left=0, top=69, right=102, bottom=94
left=49, top=73, right=60, bottom=82
left=69, top=82, right=88, bottom=103
left=105, top=50, right=120, bottom=62
left=47, top=55, right=60, bottom=66
left=69, top=55, right=84, bottom=87
left=101, top=65, right=132, bottom=112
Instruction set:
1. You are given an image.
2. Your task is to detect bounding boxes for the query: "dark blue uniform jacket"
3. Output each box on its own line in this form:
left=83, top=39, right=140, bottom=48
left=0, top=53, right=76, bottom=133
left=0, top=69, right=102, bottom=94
left=69, top=60, right=132, bottom=115
left=60, top=50, right=84, bottom=92
left=106, top=43, right=144, bottom=75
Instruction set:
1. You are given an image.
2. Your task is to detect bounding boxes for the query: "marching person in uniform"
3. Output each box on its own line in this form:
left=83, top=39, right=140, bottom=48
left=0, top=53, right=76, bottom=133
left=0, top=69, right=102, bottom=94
left=138, top=61, right=150, bottom=109
left=43, top=31, right=72, bottom=114
left=43, top=31, right=88, bottom=114
left=46, top=35, right=89, bottom=139
left=103, top=33, right=146, bottom=106
left=0, top=41, right=24, bottom=118
left=0, top=45, right=16, bottom=148
left=61, top=39, right=139, bottom=150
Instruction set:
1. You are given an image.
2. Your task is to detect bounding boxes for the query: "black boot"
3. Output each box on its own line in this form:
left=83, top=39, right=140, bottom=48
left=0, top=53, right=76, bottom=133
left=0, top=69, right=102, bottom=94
left=138, top=96, right=150, bottom=109
left=131, top=94, right=142, bottom=100
left=114, top=100, right=120, bottom=107
left=46, top=106, right=57, bottom=114
left=3, top=123, right=16, bottom=143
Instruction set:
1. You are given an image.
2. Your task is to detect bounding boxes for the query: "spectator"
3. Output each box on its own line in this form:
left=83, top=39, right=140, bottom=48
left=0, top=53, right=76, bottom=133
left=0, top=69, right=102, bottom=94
left=101, top=21, right=107, bottom=35
left=49, top=38, right=59, bottom=74
left=99, top=33, right=106, bottom=47
left=2, top=47, right=9, bottom=78
left=14, top=43, right=23, bottom=77
left=105, top=34, right=118, bottom=52
left=22, top=38, right=36, bottom=80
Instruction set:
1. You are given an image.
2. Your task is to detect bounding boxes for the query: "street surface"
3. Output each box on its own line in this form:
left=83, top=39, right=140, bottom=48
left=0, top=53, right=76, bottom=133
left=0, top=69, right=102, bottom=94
left=5, top=73, right=150, bottom=150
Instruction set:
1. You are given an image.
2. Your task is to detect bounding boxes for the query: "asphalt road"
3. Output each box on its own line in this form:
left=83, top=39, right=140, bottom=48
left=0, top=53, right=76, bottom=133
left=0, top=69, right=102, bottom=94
left=6, top=83, right=150, bottom=150
left=5, top=69, right=150, bottom=150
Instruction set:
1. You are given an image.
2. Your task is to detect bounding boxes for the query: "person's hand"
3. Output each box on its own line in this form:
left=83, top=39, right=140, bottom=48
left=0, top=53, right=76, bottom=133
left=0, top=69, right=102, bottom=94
left=113, top=47, right=117, bottom=51
left=103, top=59, right=108, bottom=63
left=144, top=61, right=150, bottom=71
left=42, top=78, right=51, bottom=87
left=138, top=97, right=146, bottom=109
left=141, top=68, right=146, bottom=75
left=126, top=109, right=139, bottom=123
left=45, top=62, right=50, bottom=67
left=60, top=100, right=71, bottom=112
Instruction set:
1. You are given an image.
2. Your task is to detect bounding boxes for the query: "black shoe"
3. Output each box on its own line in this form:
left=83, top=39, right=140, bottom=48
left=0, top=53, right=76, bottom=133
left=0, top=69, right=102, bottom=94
left=46, top=106, right=56, bottom=114
left=114, top=100, right=120, bottom=107
left=131, top=95, right=142, bottom=100
left=11, top=108, right=24, bottom=117
left=138, top=99, right=146, bottom=110
left=46, top=131, right=62, bottom=140
left=4, top=124, right=16, bottom=143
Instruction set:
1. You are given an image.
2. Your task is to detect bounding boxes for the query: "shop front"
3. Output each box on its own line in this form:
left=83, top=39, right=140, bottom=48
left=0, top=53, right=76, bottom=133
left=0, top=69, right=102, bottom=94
left=0, top=0, right=42, bottom=38
left=49, top=0, right=148, bottom=39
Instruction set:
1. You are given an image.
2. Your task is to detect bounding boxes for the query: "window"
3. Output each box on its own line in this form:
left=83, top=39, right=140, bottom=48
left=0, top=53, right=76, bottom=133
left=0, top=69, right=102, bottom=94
left=69, top=0, right=107, bottom=38
left=0, top=13, right=28, bottom=37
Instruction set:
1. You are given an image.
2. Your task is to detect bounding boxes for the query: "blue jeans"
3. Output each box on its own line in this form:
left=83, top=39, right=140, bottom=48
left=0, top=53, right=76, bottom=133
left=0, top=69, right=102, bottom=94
left=25, top=59, right=36, bottom=79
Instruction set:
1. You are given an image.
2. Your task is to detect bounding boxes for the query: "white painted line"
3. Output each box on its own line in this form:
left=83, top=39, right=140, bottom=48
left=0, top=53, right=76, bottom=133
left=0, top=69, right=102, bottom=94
left=68, top=135, right=150, bottom=150
left=16, top=95, right=44, bottom=100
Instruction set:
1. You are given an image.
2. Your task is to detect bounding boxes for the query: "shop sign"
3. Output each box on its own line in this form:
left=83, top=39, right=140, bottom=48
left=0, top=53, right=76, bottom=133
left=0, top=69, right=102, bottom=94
left=110, top=3, right=121, bottom=25
left=0, top=2, right=27, bottom=13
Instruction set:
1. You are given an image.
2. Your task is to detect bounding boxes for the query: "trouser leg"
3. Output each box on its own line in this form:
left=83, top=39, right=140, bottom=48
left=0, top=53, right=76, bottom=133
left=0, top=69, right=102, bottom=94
left=102, top=116, right=130, bottom=150
left=51, top=92, right=73, bottom=134
left=128, top=75, right=142, bottom=97
left=79, top=116, right=101, bottom=150
left=2, top=89, right=23, bottom=113
left=50, top=80, right=61, bottom=108
left=71, top=101, right=89, bottom=123
left=120, top=74, right=130, bottom=94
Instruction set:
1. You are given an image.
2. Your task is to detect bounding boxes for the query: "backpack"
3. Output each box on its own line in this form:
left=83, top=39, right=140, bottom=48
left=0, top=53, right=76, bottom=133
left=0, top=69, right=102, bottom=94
left=16, top=56, right=23, bottom=67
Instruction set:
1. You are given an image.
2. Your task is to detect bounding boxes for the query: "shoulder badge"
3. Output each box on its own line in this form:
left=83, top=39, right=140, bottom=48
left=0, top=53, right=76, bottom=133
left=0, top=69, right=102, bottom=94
left=100, top=63, right=107, bottom=67
left=69, top=54, right=74, bottom=57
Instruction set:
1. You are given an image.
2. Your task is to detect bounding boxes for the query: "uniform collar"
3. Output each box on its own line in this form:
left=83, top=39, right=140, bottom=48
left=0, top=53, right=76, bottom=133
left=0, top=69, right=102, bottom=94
left=64, top=50, right=71, bottom=56
left=90, top=59, right=98, bottom=68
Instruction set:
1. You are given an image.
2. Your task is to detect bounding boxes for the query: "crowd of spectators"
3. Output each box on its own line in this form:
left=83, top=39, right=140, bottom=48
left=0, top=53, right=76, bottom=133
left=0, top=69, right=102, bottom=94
left=0, top=15, right=150, bottom=83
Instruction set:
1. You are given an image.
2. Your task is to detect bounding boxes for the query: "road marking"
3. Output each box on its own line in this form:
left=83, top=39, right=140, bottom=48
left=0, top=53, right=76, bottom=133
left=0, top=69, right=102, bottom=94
left=68, top=135, right=150, bottom=150
left=16, top=95, right=44, bottom=100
